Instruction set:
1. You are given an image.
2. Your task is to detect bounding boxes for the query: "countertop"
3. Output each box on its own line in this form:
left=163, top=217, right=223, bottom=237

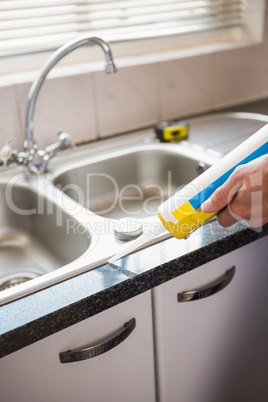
left=1, top=98, right=268, bottom=358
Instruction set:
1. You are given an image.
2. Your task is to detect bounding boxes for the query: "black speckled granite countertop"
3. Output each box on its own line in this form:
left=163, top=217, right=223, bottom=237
left=1, top=98, right=268, bottom=359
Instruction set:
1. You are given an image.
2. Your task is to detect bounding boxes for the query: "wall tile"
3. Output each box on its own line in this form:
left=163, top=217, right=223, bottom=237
left=260, top=10, right=268, bottom=96
left=16, top=73, right=97, bottom=149
left=94, top=63, right=159, bottom=137
left=0, top=85, right=23, bottom=150
left=159, top=54, right=214, bottom=121
left=213, top=44, right=264, bottom=109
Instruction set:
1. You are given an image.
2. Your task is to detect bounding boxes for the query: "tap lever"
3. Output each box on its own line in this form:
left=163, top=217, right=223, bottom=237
left=45, top=131, right=73, bottom=156
left=0, top=142, right=14, bottom=166
left=57, top=131, right=73, bottom=150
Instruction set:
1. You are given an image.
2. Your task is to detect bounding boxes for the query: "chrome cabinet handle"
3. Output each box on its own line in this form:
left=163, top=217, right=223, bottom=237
left=59, top=318, right=136, bottom=363
left=177, top=266, right=235, bottom=302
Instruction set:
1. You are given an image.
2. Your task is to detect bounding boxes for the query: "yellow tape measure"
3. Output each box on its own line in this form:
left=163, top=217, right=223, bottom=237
left=155, top=121, right=189, bottom=142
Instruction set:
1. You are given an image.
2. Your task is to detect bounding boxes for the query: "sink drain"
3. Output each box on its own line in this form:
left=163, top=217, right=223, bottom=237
left=0, top=271, right=41, bottom=291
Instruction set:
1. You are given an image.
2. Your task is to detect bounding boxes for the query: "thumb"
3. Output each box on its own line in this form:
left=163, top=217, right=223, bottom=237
left=201, top=178, right=242, bottom=213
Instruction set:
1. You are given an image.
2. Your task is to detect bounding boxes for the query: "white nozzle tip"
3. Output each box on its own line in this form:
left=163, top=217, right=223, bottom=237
left=108, top=255, right=119, bottom=264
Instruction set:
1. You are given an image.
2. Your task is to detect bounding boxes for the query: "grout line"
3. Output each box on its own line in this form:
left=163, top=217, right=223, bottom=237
left=12, top=84, right=25, bottom=145
left=91, top=71, right=101, bottom=140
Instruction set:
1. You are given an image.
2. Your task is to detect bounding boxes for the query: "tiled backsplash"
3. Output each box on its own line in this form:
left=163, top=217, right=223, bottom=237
left=1, top=9, right=268, bottom=149
left=159, top=53, right=214, bottom=120
left=15, top=74, right=97, bottom=149
left=0, top=85, right=22, bottom=149
left=94, top=63, right=159, bottom=137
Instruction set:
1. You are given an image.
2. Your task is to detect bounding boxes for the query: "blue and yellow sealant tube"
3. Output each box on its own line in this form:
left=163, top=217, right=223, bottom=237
left=157, top=126, right=268, bottom=239
left=109, top=125, right=268, bottom=263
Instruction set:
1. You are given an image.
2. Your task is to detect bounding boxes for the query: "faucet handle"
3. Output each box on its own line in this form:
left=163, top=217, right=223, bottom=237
left=57, top=130, right=73, bottom=150
left=0, top=142, right=14, bottom=166
left=43, top=130, right=73, bottom=159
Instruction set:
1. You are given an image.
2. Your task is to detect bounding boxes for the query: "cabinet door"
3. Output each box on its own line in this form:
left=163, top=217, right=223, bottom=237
left=153, top=237, right=268, bottom=402
left=0, top=290, right=156, bottom=402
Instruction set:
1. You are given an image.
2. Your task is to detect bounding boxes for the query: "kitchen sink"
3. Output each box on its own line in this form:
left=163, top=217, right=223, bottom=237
left=2, top=111, right=266, bottom=305
left=53, top=143, right=213, bottom=220
left=0, top=180, right=90, bottom=294
left=0, top=140, right=216, bottom=305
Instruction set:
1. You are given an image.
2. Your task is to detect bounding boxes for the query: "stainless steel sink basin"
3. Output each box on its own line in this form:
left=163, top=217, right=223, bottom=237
left=2, top=111, right=265, bottom=305
left=0, top=180, right=90, bottom=294
left=0, top=141, right=216, bottom=305
left=53, top=144, right=213, bottom=220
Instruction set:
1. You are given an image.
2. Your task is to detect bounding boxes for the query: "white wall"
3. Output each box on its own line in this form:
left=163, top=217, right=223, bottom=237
left=1, top=3, right=268, bottom=150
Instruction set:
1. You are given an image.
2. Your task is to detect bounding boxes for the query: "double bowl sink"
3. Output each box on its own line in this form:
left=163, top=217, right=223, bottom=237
left=0, top=132, right=217, bottom=305
left=1, top=112, right=266, bottom=305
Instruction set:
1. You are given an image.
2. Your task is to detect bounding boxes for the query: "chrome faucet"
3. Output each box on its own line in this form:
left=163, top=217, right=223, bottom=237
left=1, top=36, right=117, bottom=174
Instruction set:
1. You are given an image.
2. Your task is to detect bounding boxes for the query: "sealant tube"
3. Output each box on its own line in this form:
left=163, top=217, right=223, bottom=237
left=109, top=125, right=268, bottom=263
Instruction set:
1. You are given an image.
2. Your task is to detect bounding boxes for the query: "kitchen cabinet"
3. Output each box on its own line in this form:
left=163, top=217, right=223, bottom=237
left=0, top=290, right=156, bottom=402
left=152, top=236, right=268, bottom=402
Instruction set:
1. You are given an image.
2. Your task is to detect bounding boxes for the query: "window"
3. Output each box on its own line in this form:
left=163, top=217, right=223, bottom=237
left=0, top=0, right=264, bottom=57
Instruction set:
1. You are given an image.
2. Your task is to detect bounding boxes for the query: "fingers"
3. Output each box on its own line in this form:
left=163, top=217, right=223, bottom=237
left=201, top=166, right=245, bottom=214
left=201, top=156, right=268, bottom=228
left=201, top=185, right=229, bottom=213
left=216, top=206, right=239, bottom=227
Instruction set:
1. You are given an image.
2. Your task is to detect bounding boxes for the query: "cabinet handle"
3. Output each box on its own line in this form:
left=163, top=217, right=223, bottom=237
left=177, top=266, right=235, bottom=302
left=59, top=318, right=136, bottom=363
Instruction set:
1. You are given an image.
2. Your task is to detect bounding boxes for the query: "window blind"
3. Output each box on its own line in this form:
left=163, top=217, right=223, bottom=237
left=0, top=0, right=247, bottom=57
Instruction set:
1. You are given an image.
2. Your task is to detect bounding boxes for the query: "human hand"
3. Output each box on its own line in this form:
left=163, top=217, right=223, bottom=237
left=201, top=154, right=268, bottom=228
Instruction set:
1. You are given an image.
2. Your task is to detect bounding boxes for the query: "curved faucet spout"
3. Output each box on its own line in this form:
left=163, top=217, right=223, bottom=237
left=25, top=36, right=117, bottom=150
left=0, top=36, right=116, bottom=173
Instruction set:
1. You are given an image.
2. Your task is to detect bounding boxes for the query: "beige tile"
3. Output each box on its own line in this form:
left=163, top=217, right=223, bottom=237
left=16, top=73, right=97, bottom=149
left=94, top=64, right=159, bottom=137
left=0, top=85, right=23, bottom=150
left=159, top=54, right=214, bottom=121
left=260, top=11, right=268, bottom=96
left=214, top=44, right=264, bottom=108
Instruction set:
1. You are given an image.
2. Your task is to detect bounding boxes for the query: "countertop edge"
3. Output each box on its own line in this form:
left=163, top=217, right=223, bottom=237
left=0, top=223, right=267, bottom=358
